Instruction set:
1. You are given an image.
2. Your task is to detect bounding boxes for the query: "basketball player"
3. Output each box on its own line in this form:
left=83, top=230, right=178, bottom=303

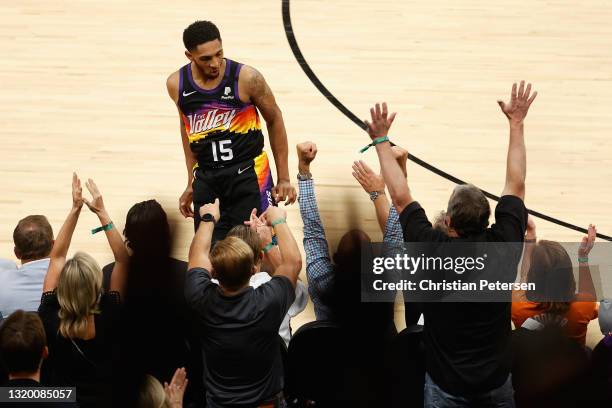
left=166, top=20, right=296, bottom=240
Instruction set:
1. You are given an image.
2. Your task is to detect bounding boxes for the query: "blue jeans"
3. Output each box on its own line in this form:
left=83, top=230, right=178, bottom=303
left=424, top=373, right=515, bottom=408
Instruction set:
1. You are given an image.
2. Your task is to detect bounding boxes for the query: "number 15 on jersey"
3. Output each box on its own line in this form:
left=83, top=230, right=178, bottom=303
left=211, top=140, right=233, bottom=161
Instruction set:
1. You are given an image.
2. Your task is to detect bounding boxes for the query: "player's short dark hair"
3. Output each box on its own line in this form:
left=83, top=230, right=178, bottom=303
left=0, top=310, right=47, bottom=374
left=13, top=215, right=53, bottom=260
left=446, top=184, right=490, bottom=236
left=183, top=21, right=221, bottom=51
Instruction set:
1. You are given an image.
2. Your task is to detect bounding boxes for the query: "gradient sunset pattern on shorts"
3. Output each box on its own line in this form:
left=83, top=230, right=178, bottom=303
left=254, top=151, right=274, bottom=212
left=182, top=103, right=261, bottom=143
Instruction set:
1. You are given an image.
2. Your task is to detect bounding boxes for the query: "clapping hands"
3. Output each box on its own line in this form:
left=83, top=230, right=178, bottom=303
left=164, top=367, right=188, bottom=408
left=72, top=173, right=83, bottom=209
left=244, top=208, right=274, bottom=245
left=83, top=178, right=106, bottom=215
left=72, top=173, right=107, bottom=216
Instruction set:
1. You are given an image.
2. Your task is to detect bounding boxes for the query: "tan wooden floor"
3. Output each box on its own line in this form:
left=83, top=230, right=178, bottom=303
left=1, top=0, right=611, bottom=346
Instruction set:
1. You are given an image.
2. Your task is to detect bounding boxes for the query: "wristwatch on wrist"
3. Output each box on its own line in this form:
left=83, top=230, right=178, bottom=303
left=202, top=213, right=216, bottom=224
left=369, top=191, right=384, bottom=201
left=297, top=171, right=312, bottom=181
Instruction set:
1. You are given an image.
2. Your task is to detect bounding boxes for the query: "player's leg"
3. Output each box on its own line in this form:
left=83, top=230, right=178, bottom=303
left=192, top=168, right=220, bottom=232
left=252, top=150, right=275, bottom=213
left=224, top=151, right=275, bottom=233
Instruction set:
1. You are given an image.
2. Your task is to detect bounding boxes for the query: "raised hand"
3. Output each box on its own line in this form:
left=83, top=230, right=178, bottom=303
left=83, top=178, right=106, bottom=215
left=352, top=160, right=384, bottom=194
left=272, top=180, right=297, bottom=206
left=164, top=367, right=188, bottom=408
left=72, top=172, right=83, bottom=209
left=497, top=81, right=537, bottom=123
left=578, top=224, right=596, bottom=258
left=296, top=141, right=317, bottom=169
left=365, top=102, right=397, bottom=140
left=199, top=198, right=220, bottom=223
left=244, top=208, right=265, bottom=229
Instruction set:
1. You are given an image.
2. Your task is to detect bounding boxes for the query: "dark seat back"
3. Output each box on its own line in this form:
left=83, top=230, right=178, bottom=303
left=286, top=321, right=344, bottom=406
left=384, top=325, right=426, bottom=408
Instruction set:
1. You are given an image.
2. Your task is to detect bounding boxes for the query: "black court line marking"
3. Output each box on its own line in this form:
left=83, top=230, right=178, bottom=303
left=282, top=0, right=611, bottom=241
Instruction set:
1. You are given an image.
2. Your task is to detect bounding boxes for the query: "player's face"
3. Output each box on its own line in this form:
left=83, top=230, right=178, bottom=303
left=186, top=39, right=224, bottom=79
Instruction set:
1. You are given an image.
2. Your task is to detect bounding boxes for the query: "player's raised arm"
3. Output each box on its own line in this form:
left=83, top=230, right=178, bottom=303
left=497, top=81, right=537, bottom=200
left=241, top=66, right=296, bottom=205
left=167, top=71, right=197, bottom=218
left=365, top=102, right=414, bottom=213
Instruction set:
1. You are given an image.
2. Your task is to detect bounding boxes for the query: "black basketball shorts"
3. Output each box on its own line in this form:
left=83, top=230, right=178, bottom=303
left=192, top=151, right=275, bottom=241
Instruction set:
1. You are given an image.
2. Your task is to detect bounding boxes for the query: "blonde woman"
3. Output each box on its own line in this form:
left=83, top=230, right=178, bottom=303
left=38, top=173, right=129, bottom=408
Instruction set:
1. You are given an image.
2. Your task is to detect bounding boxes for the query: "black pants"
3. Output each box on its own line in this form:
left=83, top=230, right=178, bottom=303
left=193, top=151, right=274, bottom=242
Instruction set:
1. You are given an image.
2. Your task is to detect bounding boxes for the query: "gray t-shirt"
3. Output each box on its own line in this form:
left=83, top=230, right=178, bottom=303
left=185, top=268, right=295, bottom=407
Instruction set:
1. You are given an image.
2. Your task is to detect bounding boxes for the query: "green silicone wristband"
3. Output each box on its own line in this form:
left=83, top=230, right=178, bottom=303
left=263, top=242, right=277, bottom=253
left=91, top=222, right=114, bottom=235
left=359, top=136, right=389, bottom=153
left=271, top=218, right=287, bottom=227
left=578, top=257, right=589, bottom=263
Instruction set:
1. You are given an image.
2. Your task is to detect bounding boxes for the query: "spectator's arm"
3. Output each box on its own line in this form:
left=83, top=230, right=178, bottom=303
left=299, top=178, right=334, bottom=310
left=351, top=160, right=389, bottom=233
left=244, top=210, right=282, bottom=275
left=384, top=206, right=404, bottom=244
left=497, top=81, right=537, bottom=200
left=98, top=210, right=129, bottom=296
left=43, top=173, right=83, bottom=292
left=576, top=224, right=597, bottom=301
left=518, top=216, right=536, bottom=283
left=377, top=142, right=413, bottom=213
left=81, top=178, right=130, bottom=297
left=295, top=142, right=336, bottom=317
left=188, top=200, right=219, bottom=271
left=263, top=244, right=282, bottom=274
left=261, top=207, right=301, bottom=288
left=373, top=195, right=392, bottom=233
left=363, top=103, right=414, bottom=213
left=255, top=219, right=282, bottom=275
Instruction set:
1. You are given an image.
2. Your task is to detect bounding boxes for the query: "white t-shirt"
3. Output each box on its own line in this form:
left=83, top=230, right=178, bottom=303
left=212, top=272, right=308, bottom=346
